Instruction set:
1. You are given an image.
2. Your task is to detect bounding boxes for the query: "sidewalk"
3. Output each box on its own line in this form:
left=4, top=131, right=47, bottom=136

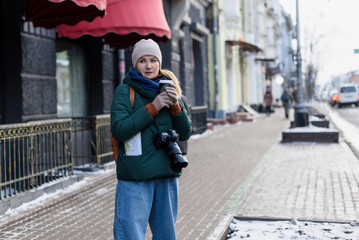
left=233, top=104, right=359, bottom=223
left=234, top=137, right=359, bottom=221
left=0, top=107, right=358, bottom=240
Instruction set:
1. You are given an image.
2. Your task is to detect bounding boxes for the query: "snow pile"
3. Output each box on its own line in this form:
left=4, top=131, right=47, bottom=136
left=283, top=125, right=337, bottom=133
left=190, top=128, right=214, bottom=140
left=309, top=115, right=324, bottom=121
left=227, top=218, right=359, bottom=240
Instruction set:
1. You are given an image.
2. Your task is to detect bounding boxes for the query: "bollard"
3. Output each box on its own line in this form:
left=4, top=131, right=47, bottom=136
left=294, top=110, right=309, bottom=127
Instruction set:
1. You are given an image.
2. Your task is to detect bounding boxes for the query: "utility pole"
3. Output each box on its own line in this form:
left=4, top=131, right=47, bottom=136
left=294, top=0, right=308, bottom=127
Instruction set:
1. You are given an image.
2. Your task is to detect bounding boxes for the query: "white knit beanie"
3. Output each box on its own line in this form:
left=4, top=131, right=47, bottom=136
left=132, top=39, right=162, bottom=68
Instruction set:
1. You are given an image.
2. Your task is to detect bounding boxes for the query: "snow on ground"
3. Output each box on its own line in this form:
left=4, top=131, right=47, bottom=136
left=283, top=124, right=338, bottom=133
left=312, top=101, right=359, bottom=154
left=227, top=218, right=359, bottom=240
left=0, top=176, right=90, bottom=219
left=309, top=115, right=323, bottom=122
left=327, top=110, right=359, bottom=151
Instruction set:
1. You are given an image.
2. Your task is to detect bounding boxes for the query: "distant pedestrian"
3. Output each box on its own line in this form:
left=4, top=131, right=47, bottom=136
left=263, top=87, right=273, bottom=116
left=111, top=39, right=192, bottom=240
left=281, top=89, right=293, bottom=119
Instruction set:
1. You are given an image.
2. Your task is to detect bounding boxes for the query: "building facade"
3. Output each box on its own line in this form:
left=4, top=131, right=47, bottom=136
left=0, top=0, right=210, bottom=201
left=0, top=0, right=295, bottom=202
left=206, top=0, right=294, bottom=118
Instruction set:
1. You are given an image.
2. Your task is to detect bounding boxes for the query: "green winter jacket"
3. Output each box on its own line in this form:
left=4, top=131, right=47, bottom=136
left=111, top=74, right=193, bottom=181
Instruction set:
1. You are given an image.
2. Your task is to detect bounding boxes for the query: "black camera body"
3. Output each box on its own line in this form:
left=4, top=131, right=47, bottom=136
left=153, top=129, right=188, bottom=173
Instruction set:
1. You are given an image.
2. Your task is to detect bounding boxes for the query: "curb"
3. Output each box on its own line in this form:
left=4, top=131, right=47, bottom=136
left=0, top=175, right=84, bottom=215
left=313, top=103, right=359, bottom=160
left=233, top=215, right=354, bottom=224
left=207, top=214, right=234, bottom=240
left=327, top=114, right=359, bottom=160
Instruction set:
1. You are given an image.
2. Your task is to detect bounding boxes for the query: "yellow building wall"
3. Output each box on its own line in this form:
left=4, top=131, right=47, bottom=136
left=207, top=35, right=215, bottom=110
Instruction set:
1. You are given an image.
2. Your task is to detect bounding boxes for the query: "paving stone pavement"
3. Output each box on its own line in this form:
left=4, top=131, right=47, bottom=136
left=234, top=141, right=359, bottom=221
left=0, top=107, right=358, bottom=240
left=0, top=172, right=117, bottom=240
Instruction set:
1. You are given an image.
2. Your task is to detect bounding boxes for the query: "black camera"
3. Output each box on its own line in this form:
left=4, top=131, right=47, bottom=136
left=153, top=129, right=188, bottom=173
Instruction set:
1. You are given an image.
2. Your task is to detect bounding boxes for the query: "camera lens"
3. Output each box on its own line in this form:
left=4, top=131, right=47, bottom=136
left=153, top=129, right=188, bottom=173
left=165, top=142, right=188, bottom=173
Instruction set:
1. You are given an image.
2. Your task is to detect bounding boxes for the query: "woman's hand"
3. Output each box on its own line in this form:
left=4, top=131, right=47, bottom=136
left=164, top=85, right=178, bottom=106
left=152, top=91, right=174, bottom=111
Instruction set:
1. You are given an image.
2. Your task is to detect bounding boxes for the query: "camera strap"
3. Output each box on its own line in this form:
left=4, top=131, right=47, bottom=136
left=137, top=90, right=178, bottom=137
left=139, top=93, right=151, bottom=105
left=137, top=92, right=162, bottom=135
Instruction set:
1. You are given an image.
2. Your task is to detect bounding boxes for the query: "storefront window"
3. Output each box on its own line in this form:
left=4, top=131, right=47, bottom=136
left=56, top=43, right=88, bottom=118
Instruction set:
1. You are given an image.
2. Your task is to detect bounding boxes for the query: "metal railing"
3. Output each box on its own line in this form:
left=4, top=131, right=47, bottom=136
left=71, top=115, right=113, bottom=167
left=0, top=110, right=205, bottom=200
left=0, top=119, right=72, bottom=200
left=93, top=115, right=113, bottom=165
left=0, top=114, right=114, bottom=200
left=71, top=117, right=95, bottom=166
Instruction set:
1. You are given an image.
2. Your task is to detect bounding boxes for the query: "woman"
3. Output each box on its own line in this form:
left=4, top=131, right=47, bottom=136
left=111, top=39, right=192, bottom=240
left=263, top=87, right=273, bottom=116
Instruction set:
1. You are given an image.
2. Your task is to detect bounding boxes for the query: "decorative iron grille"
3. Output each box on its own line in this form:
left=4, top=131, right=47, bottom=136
left=71, top=115, right=113, bottom=167
left=93, top=115, right=113, bottom=165
left=0, top=119, right=72, bottom=200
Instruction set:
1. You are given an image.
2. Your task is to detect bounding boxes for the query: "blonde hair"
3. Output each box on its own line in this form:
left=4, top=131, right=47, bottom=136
left=159, top=69, right=182, bottom=98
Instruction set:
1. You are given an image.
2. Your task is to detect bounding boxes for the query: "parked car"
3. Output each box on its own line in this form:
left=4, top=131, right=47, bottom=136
left=328, top=89, right=339, bottom=107
left=330, top=84, right=359, bottom=108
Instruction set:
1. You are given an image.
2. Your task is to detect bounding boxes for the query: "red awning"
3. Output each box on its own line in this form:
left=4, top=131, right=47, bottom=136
left=24, top=0, right=106, bottom=29
left=56, top=0, right=171, bottom=49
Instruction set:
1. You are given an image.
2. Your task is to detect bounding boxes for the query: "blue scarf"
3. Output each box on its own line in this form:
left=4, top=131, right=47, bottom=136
left=129, top=67, right=169, bottom=92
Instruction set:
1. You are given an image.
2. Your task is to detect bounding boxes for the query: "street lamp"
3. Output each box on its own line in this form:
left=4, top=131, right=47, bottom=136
left=294, top=0, right=308, bottom=127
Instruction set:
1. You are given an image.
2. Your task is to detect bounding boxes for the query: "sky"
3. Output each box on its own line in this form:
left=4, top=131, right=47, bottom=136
left=279, top=0, right=359, bottom=84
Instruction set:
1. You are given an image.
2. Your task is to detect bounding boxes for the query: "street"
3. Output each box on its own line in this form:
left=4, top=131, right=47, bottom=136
left=334, top=105, right=359, bottom=128
left=1, top=106, right=359, bottom=240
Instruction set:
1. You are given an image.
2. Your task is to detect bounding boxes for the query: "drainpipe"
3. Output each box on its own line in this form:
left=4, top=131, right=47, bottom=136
left=118, top=49, right=125, bottom=84
left=213, top=1, right=219, bottom=118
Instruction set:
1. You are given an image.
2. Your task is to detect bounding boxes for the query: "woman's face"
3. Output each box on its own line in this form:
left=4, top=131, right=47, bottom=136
left=136, top=55, right=160, bottom=80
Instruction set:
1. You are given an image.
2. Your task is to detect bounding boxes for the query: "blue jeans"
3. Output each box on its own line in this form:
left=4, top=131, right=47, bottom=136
left=113, top=178, right=178, bottom=240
